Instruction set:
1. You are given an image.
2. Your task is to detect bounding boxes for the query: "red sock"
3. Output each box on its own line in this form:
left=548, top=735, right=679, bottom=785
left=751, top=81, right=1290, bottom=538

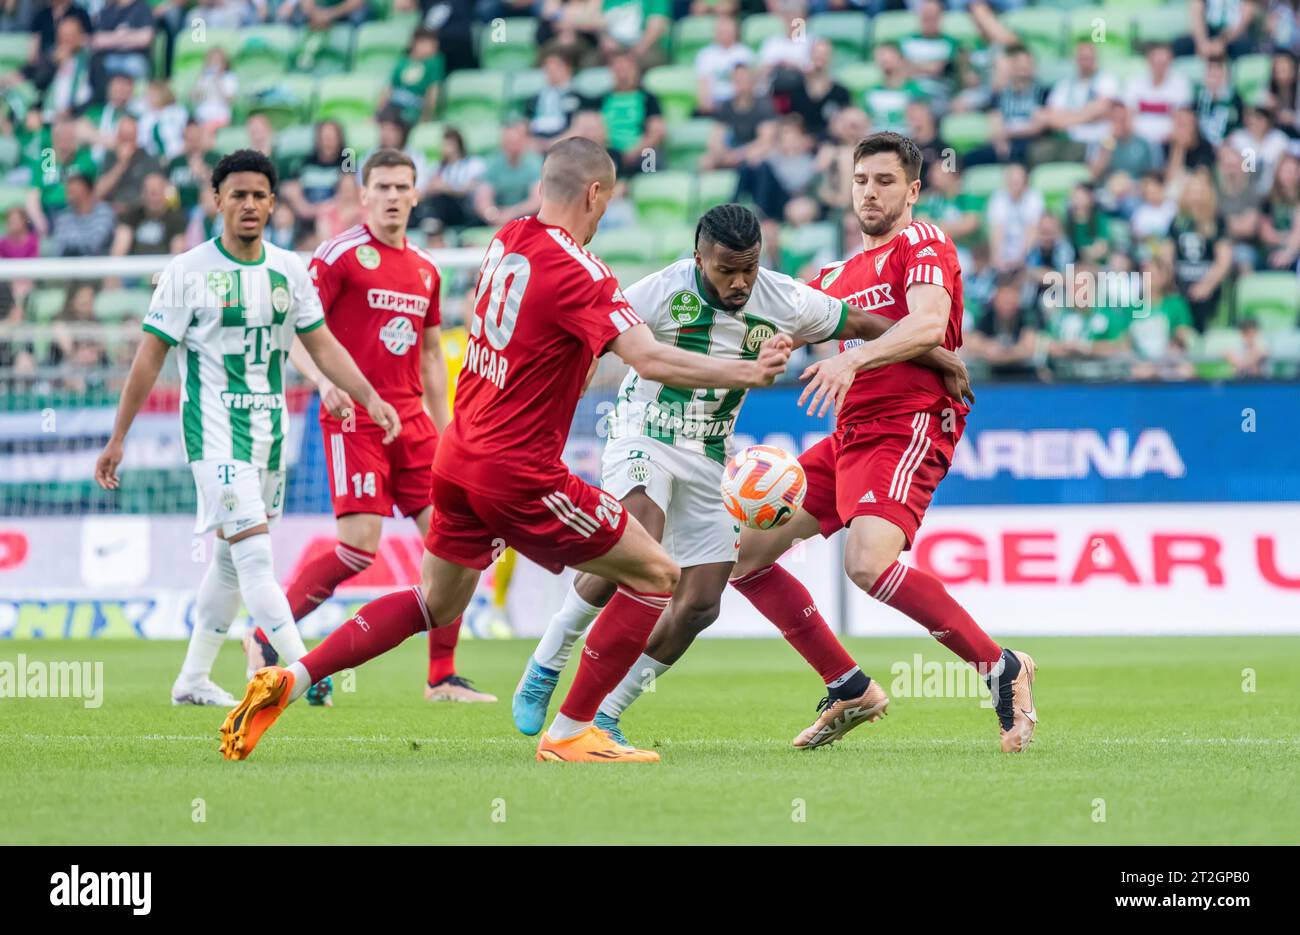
left=284, top=542, right=375, bottom=622
left=558, top=587, right=669, bottom=722
left=299, top=586, right=430, bottom=683
left=870, top=561, right=1001, bottom=669
left=730, top=565, right=857, bottom=683
left=427, top=617, right=462, bottom=684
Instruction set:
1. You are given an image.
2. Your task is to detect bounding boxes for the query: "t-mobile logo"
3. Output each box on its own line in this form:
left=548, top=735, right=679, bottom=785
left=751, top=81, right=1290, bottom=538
left=50, top=866, right=151, bottom=915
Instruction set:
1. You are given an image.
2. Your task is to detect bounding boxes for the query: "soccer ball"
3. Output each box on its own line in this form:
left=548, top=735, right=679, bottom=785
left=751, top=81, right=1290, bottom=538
left=721, top=445, right=807, bottom=530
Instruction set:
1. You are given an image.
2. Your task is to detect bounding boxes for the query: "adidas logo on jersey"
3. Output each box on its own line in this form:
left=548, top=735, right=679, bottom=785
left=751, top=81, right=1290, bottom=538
left=859, top=490, right=877, bottom=503
left=915, top=246, right=938, bottom=259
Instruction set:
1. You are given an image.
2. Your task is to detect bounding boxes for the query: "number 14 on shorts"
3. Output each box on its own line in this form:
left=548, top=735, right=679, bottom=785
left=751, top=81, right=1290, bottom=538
left=351, top=472, right=377, bottom=498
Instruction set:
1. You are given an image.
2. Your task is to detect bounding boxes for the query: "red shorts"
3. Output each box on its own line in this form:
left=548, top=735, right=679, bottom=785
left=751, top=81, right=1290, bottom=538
left=322, top=412, right=437, bottom=519
left=799, top=410, right=962, bottom=548
left=424, top=469, right=629, bottom=574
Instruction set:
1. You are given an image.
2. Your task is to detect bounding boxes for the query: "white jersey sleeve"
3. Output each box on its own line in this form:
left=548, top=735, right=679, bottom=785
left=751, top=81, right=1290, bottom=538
left=142, top=256, right=191, bottom=347
left=286, top=251, right=326, bottom=334
left=620, top=269, right=670, bottom=332
left=789, top=277, right=848, bottom=345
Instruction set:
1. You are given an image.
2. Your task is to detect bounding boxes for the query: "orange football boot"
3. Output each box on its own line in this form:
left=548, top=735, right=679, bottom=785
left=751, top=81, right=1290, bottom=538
left=536, top=725, right=660, bottom=763
left=219, top=667, right=295, bottom=761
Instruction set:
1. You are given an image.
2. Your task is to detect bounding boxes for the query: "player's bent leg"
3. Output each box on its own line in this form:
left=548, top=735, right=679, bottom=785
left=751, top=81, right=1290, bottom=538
left=225, top=525, right=308, bottom=669
left=174, top=537, right=241, bottom=707
left=731, top=507, right=823, bottom=578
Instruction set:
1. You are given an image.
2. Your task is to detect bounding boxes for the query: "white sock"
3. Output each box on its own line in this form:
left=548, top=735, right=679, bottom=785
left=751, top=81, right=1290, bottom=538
left=287, top=661, right=311, bottom=702
left=546, top=712, right=591, bottom=740
left=533, top=584, right=604, bottom=671
left=229, top=534, right=307, bottom=664
left=598, top=653, right=671, bottom=719
left=179, top=539, right=241, bottom=683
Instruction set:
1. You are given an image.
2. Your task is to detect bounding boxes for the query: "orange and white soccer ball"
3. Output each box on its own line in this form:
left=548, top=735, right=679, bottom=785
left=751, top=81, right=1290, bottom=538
left=721, top=445, right=807, bottom=530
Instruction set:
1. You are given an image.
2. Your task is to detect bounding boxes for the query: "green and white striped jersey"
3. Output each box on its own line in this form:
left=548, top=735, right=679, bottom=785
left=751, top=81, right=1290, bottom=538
left=610, top=259, right=847, bottom=464
left=142, top=237, right=326, bottom=470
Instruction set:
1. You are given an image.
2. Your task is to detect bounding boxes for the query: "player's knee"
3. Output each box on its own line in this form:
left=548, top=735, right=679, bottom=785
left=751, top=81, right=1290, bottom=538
left=674, top=597, right=722, bottom=634
left=845, top=552, right=894, bottom=594
left=637, top=557, right=680, bottom=595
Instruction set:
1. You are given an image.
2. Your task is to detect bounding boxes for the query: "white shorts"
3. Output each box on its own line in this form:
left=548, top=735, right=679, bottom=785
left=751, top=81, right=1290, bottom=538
left=191, top=458, right=286, bottom=536
left=601, top=435, right=739, bottom=568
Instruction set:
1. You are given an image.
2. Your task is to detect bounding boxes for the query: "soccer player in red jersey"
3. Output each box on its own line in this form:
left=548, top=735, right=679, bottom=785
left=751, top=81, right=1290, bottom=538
left=220, top=137, right=791, bottom=763
left=730, top=132, right=1039, bottom=752
left=242, top=149, right=495, bottom=706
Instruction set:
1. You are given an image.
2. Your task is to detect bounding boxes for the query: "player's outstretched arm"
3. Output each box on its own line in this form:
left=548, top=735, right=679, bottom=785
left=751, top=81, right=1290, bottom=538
left=288, top=336, right=353, bottom=419
left=798, top=283, right=951, bottom=418
left=95, top=332, right=170, bottom=490
left=420, top=326, right=451, bottom=432
left=835, top=307, right=974, bottom=406
left=610, top=323, right=791, bottom=389
left=298, top=324, right=402, bottom=444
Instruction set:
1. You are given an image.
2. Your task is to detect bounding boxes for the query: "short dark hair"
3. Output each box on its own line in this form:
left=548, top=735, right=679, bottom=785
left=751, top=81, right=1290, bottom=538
left=362, top=147, right=417, bottom=184
left=853, top=131, right=924, bottom=183
left=212, top=148, right=278, bottom=193
left=695, top=203, right=761, bottom=253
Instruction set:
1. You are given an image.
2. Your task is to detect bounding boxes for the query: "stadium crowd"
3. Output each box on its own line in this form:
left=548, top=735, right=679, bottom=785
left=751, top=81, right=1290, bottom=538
left=1, top=0, right=1299, bottom=386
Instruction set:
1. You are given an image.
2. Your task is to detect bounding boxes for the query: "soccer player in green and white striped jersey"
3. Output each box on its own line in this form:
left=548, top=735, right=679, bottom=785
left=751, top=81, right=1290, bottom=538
left=94, top=150, right=401, bottom=707
left=513, top=204, right=975, bottom=743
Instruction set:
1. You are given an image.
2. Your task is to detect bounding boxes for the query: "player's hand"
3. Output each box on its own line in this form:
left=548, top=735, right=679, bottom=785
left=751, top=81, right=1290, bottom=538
left=798, top=349, right=860, bottom=419
left=367, top=396, right=402, bottom=444
left=748, top=333, right=792, bottom=386
left=94, top=438, right=124, bottom=491
left=317, top=378, right=353, bottom=420
left=938, top=351, right=975, bottom=406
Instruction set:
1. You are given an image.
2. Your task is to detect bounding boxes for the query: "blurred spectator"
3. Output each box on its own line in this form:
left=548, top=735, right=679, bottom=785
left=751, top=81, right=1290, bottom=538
left=267, top=203, right=298, bottom=250
left=279, top=119, right=347, bottom=229
left=1166, top=107, right=1218, bottom=188
left=1163, top=169, right=1233, bottom=330
left=1124, top=43, right=1191, bottom=146
left=916, top=157, right=980, bottom=246
left=186, top=0, right=257, bottom=31
left=537, top=0, right=602, bottom=70
left=90, top=0, right=156, bottom=94
left=1025, top=213, right=1076, bottom=280
left=473, top=122, right=543, bottom=226
left=50, top=173, right=115, bottom=256
left=24, top=117, right=97, bottom=236
left=1229, top=317, right=1272, bottom=376
left=965, top=273, right=1043, bottom=381
left=1041, top=41, right=1120, bottom=165
left=110, top=171, right=186, bottom=256
left=1128, top=257, right=1197, bottom=381
left=1045, top=264, right=1130, bottom=370
left=246, top=112, right=276, bottom=162
left=1268, top=0, right=1300, bottom=57
left=695, top=15, right=752, bottom=114
left=1266, top=50, right=1299, bottom=135
left=1215, top=141, right=1266, bottom=272
left=814, top=107, right=871, bottom=215
left=25, top=1, right=94, bottom=87
left=95, top=114, right=162, bottom=215
left=372, top=109, right=429, bottom=191
left=190, top=48, right=238, bottom=140
left=1130, top=173, right=1177, bottom=253
left=80, top=72, right=137, bottom=164
left=899, top=0, right=958, bottom=107
left=1227, top=105, right=1291, bottom=193
left=48, top=283, right=109, bottom=392
left=600, top=53, right=665, bottom=177
left=1063, top=183, right=1112, bottom=263
left=1193, top=56, right=1244, bottom=147
left=1178, top=0, right=1261, bottom=59
left=751, top=115, right=819, bottom=223
left=1260, top=150, right=1300, bottom=268
left=598, top=0, right=671, bottom=69
left=525, top=51, right=591, bottom=142
left=167, top=121, right=219, bottom=214
left=137, top=80, right=188, bottom=161
left=383, top=30, right=444, bottom=126
left=316, top=172, right=364, bottom=242
left=1088, top=103, right=1162, bottom=184
left=419, top=127, right=486, bottom=230
left=787, top=40, right=849, bottom=141
left=986, top=162, right=1043, bottom=272
left=757, top=1, right=813, bottom=93
left=296, top=0, right=367, bottom=30
left=700, top=63, right=776, bottom=172
left=966, top=46, right=1047, bottom=166
left=1, top=208, right=39, bottom=260
left=39, top=15, right=93, bottom=121
left=186, top=184, right=223, bottom=247
left=905, top=100, right=948, bottom=187
left=862, top=43, right=921, bottom=135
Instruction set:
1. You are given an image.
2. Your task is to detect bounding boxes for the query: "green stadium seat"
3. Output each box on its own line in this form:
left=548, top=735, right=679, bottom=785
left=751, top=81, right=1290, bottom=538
left=316, top=73, right=385, bottom=124
left=630, top=171, right=694, bottom=225
left=347, top=120, right=380, bottom=156
left=871, top=11, right=918, bottom=49
left=273, top=123, right=316, bottom=164
left=214, top=124, right=252, bottom=154
left=695, top=169, right=739, bottom=212
left=352, top=51, right=400, bottom=79
left=833, top=62, right=883, bottom=99
left=1101, top=55, right=1150, bottom=84
left=1193, top=359, right=1238, bottom=381
left=1172, top=55, right=1206, bottom=86
left=961, top=164, right=1006, bottom=202
left=94, top=290, right=152, bottom=322
left=295, top=24, right=354, bottom=76
left=478, top=17, right=539, bottom=71
left=611, top=262, right=661, bottom=286
left=780, top=222, right=839, bottom=276
left=1105, top=0, right=1164, bottom=7
left=1134, top=4, right=1189, bottom=44
left=673, top=15, right=718, bottom=65
left=655, top=223, right=696, bottom=263
left=1002, top=7, right=1066, bottom=57
left=457, top=226, right=499, bottom=248
left=665, top=117, right=715, bottom=171
left=0, top=137, right=19, bottom=172
left=1233, top=54, right=1271, bottom=100
left=643, top=65, right=698, bottom=123
left=807, top=13, right=867, bottom=63
left=590, top=226, right=655, bottom=265
left=940, top=12, right=981, bottom=50
left=1236, top=273, right=1300, bottom=332
left=238, top=75, right=317, bottom=128
left=1030, top=162, right=1092, bottom=214
left=408, top=121, right=444, bottom=162
left=507, top=69, right=547, bottom=108
left=0, top=32, right=28, bottom=71
left=741, top=14, right=784, bottom=50
left=441, top=69, right=507, bottom=125
left=27, top=288, right=66, bottom=323
left=573, top=67, right=613, bottom=100
left=355, top=18, right=418, bottom=70
left=1267, top=329, right=1300, bottom=377
left=1200, top=326, right=1244, bottom=360
left=234, top=24, right=296, bottom=82
left=172, top=29, right=240, bottom=79
left=1068, top=7, right=1134, bottom=52
left=941, top=111, right=992, bottom=156
left=460, top=118, right=501, bottom=156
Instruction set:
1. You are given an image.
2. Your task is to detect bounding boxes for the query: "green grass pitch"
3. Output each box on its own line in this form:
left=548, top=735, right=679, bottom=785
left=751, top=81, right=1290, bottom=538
left=2, top=637, right=1297, bottom=844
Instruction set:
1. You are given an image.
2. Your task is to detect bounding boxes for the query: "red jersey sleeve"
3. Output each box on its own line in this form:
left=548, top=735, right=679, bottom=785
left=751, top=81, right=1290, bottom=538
left=308, top=253, right=345, bottom=313
left=900, top=221, right=959, bottom=300
left=425, top=265, right=442, bottom=330
left=563, top=274, right=643, bottom=357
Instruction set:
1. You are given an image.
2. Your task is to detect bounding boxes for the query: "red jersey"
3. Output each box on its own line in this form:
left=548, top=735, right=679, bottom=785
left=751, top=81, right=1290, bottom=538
left=809, top=219, right=969, bottom=427
left=434, top=216, right=643, bottom=496
left=308, top=224, right=442, bottom=426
